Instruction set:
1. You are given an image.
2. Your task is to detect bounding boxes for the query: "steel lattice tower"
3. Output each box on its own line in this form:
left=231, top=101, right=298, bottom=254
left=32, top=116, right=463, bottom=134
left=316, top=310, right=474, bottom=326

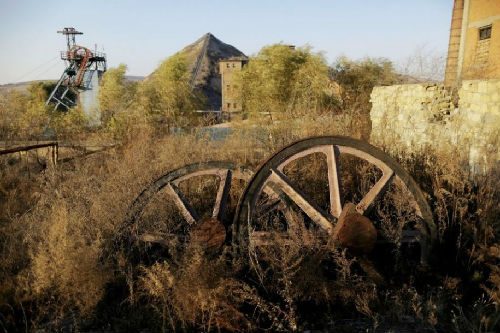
left=46, top=27, right=106, bottom=116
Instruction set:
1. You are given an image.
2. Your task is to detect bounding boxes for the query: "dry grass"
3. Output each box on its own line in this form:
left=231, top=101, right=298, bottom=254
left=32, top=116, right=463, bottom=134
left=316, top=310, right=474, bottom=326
left=139, top=245, right=284, bottom=332
left=0, top=114, right=499, bottom=332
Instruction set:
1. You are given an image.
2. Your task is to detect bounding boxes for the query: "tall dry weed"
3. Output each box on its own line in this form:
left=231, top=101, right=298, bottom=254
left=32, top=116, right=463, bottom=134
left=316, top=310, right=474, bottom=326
left=26, top=203, right=110, bottom=330
left=0, top=115, right=498, bottom=331
left=376, top=141, right=500, bottom=332
left=139, top=245, right=283, bottom=332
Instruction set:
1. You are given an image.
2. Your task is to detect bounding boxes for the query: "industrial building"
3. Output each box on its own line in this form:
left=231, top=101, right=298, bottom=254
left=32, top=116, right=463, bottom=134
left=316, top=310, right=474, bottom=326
left=445, top=0, right=500, bottom=86
left=218, top=56, right=248, bottom=113
left=46, top=28, right=107, bottom=124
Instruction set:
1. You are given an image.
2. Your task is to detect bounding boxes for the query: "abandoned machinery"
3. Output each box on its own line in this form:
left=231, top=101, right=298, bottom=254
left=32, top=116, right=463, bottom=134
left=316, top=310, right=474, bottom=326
left=122, top=136, right=436, bottom=281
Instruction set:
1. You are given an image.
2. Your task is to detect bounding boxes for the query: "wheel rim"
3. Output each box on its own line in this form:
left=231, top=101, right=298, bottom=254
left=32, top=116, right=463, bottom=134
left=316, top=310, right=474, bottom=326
left=233, top=136, right=436, bottom=263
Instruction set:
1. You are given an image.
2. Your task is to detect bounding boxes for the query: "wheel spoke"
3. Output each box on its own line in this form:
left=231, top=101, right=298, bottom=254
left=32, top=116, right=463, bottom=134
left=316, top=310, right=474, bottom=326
left=212, top=169, right=232, bottom=220
left=249, top=231, right=291, bottom=246
left=356, top=168, right=394, bottom=215
left=326, top=145, right=343, bottom=218
left=166, top=183, right=199, bottom=224
left=268, top=168, right=333, bottom=233
left=332, top=202, right=356, bottom=238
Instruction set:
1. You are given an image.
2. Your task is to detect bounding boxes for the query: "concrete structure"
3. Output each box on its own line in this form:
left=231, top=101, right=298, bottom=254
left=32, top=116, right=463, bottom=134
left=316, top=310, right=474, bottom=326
left=445, top=0, right=500, bottom=86
left=219, top=56, right=248, bottom=113
left=78, top=70, right=103, bottom=124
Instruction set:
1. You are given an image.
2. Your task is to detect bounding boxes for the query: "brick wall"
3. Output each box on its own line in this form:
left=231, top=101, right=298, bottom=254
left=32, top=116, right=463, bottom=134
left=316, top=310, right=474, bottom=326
left=444, top=0, right=464, bottom=86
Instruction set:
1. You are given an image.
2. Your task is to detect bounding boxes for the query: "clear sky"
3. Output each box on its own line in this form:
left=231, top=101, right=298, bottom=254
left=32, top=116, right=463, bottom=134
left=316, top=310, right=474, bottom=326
left=0, top=0, right=453, bottom=85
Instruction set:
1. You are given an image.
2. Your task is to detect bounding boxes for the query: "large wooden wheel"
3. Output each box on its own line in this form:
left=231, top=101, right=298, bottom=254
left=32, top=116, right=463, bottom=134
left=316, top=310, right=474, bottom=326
left=233, top=136, right=436, bottom=268
left=123, top=161, right=252, bottom=254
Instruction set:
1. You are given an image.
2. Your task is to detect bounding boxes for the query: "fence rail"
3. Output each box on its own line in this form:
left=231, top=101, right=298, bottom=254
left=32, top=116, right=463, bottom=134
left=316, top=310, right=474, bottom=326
left=0, top=141, right=116, bottom=167
left=0, top=142, right=58, bottom=156
left=0, top=142, right=58, bottom=166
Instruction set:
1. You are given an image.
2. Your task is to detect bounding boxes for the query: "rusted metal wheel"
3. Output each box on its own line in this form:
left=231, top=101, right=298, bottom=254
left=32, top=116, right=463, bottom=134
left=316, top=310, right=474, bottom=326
left=124, top=161, right=251, bottom=254
left=233, top=136, right=436, bottom=269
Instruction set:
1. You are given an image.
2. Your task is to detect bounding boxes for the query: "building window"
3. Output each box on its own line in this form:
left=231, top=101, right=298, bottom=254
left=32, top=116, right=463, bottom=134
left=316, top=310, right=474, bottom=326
left=479, top=25, right=491, bottom=40
left=226, top=63, right=230, bottom=68
left=233, top=103, right=237, bottom=108
left=474, top=25, right=492, bottom=65
left=227, top=103, right=231, bottom=108
left=232, top=63, right=236, bottom=68
left=226, top=84, right=230, bottom=91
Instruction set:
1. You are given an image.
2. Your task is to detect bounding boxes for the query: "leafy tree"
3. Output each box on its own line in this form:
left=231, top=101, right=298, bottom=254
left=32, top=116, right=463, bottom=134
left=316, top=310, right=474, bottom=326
left=331, top=56, right=400, bottom=112
left=0, top=81, right=90, bottom=140
left=20, top=82, right=52, bottom=138
left=137, top=52, right=203, bottom=129
left=235, top=44, right=338, bottom=118
left=49, top=106, right=88, bottom=139
left=328, top=57, right=401, bottom=140
left=98, top=64, right=137, bottom=125
left=0, top=82, right=54, bottom=140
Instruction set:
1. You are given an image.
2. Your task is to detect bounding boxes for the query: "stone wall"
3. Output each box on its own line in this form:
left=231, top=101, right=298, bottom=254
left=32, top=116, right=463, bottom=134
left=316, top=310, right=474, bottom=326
left=370, top=79, right=500, bottom=170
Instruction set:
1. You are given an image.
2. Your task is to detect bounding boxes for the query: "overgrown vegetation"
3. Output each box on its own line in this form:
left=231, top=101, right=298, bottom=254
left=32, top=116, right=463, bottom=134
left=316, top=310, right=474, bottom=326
left=234, top=44, right=339, bottom=118
left=136, top=52, right=205, bottom=130
left=331, top=56, right=401, bottom=112
left=0, top=81, right=89, bottom=140
left=1, top=119, right=498, bottom=332
left=0, top=44, right=498, bottom=332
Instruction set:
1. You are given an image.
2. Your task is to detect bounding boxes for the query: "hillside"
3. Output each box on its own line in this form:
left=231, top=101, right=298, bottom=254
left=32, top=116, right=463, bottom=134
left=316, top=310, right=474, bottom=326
left=152, top=33, right=246, bottom=110
left=0, top=76, right=144, bottom=96
left=0, top=80, right=55, bottom=96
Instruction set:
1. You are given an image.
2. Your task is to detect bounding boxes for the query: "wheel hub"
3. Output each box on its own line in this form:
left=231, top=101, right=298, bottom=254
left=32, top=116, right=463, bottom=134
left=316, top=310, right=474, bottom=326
left=333, top=203, right=377, bottom=254
left=190, top=217, right=226, bottom=252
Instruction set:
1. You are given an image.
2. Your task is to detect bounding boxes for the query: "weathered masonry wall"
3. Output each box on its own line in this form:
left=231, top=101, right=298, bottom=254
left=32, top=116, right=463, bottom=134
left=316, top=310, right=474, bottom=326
left=370, top=79, right=500, bottom=170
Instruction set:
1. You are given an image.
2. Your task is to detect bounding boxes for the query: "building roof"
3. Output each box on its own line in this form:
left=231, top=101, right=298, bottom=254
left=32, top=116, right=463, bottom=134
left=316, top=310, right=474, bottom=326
left=219, top=56, right=249, bottom=62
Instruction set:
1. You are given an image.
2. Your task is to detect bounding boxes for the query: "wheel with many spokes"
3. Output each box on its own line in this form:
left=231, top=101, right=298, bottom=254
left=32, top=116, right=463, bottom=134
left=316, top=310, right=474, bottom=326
left=122, top=161, right=252, bottom=258
left=233, top=136, right=436, bottom=275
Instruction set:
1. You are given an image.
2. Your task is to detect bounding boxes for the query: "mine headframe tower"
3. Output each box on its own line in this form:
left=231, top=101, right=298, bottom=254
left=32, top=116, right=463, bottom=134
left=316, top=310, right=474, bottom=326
left=46, top=27, right=106, bottom=111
